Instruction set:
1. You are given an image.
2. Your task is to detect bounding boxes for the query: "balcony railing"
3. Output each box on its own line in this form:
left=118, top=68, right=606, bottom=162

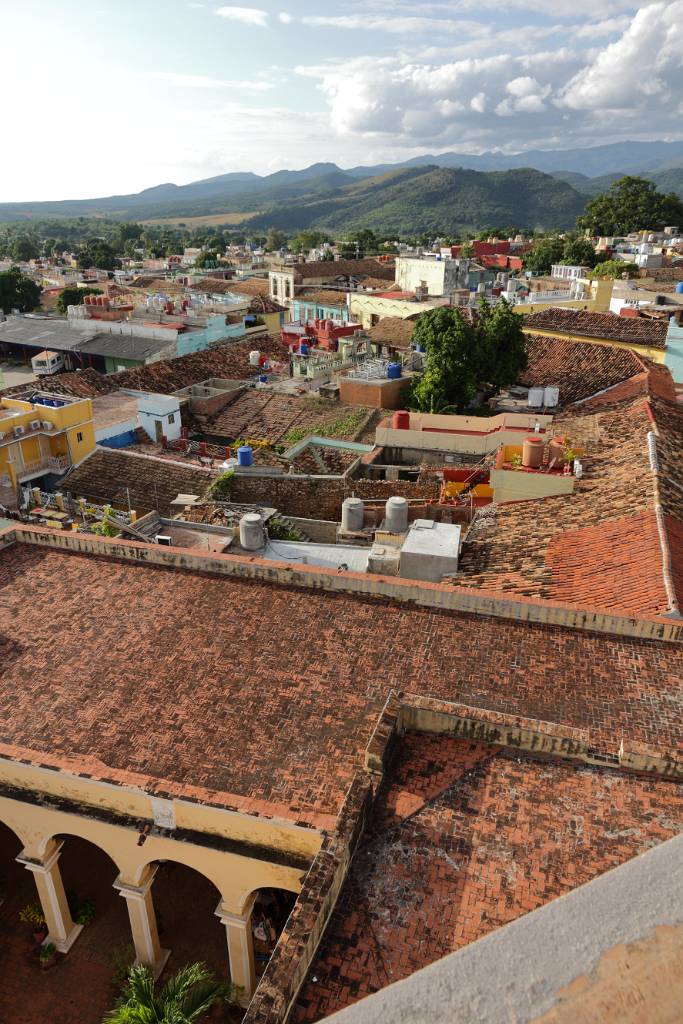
left=18, top=455, right=70, bottom=479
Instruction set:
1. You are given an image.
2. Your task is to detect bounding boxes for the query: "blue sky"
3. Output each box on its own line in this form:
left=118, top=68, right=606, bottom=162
left=3, top=0, right=682, bottom=200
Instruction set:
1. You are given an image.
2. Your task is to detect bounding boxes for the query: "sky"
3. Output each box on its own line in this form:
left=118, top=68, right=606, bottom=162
left=3, top=0, right=683, bottom=201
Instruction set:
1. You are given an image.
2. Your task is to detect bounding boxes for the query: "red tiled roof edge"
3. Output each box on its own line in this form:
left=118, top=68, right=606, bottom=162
left=7, top=524, right=683, bottom=643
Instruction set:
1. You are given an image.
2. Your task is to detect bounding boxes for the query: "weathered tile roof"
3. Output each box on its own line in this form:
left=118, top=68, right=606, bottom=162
left=0, top=543, right=682, bottom=827
left=521, top=335, right=646, bottom=405
left=295, top=290, right=349, bottom=308
left=457, top=368, right=683, bottom=616
left=367, top=315, right=420, bottom=350
left=61, top=448, right=215, bottom=514
left=293, top=733, right=683, bottom=1022
left=293, top=259, right=395, bottom=283
left=190, top=277, right=270, bottom=297
left=523, top=308, right=669, bottom=348
left=201, top=391, right=371, bottom=445
left=1, top=367, right=116, bottom=400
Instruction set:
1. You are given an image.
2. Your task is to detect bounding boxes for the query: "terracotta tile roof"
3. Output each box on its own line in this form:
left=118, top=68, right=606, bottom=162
left=294, top=733, right=683, bottom=1021
left=1, top=367, right=116, bottom=400
left=1, top=544, right=682, bottom=827
left=62, top=448, right=215, bottom=514
left=367, top=315, right=420, bottom=350
left=296, top=290, right=349, bottom=307
left=293, top=259, right=395, bottom=284
left=521, top=335, right=646, bottom=405
left=201, top=391, right=371, bottom=445
left=248, top=295, right=287, bottom=314
left=190, top=277, right=270, bottom=297
left=523, top=308, right=669, bottom=349
left=457, top=370, right=683, bottom=616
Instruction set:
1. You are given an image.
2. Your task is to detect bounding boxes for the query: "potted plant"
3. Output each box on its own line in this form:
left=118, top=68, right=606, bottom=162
left=38, top=942, right=57, bottom=970
left=19, top=901, right=47, bottom=944
left=75, top=898, right=96, bottom=926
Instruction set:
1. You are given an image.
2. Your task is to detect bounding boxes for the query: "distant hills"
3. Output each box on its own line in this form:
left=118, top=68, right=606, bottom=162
left=1, top=139, right=682, bottom=233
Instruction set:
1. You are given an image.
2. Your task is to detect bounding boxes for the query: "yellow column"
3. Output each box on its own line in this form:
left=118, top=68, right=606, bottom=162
left=215, top=894, right=257, bottom=1006
left=114, top=866, right=170, bottom=980
left=16, top=842, right=83, bottom=953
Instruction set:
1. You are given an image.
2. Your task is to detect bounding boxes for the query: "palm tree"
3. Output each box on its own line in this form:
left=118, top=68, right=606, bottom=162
left=104, top=961, right=230, bottom=1023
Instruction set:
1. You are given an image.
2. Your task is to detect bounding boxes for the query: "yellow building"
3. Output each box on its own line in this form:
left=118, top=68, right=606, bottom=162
left=0, top=390, right=96, bottom=508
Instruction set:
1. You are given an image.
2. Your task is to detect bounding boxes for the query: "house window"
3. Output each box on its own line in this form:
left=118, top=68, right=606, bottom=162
left=76, top=431, right=83, bottom=443
left=285, top=279, right=291, bottom=299
left=168, top=413, right=175, bottom=424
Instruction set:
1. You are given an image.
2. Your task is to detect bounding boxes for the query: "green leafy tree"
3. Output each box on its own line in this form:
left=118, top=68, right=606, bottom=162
left=524, top=236, right=565, bottom=275
left=9, top=237, right=40, bottom=263
left=577, top=176, right=683, bottom=235
left=340, top=229, right=377, bottom=259
left=265, top=228, right=288, bottom=251
left=104, top=962, right=229, bottom=1024
left=560, top=237, right=598, bottom=268
left=193, top=251, right=219, bottom=269
left=56, top=285, right=102, bottom=315
left=0, top=267, right=41, bottom=312
left=411, top=301, right=527, bottom=414
left=77, top=240, right=119, bottom=271
left=589, top=259, right=639, bottom=279
left=290, top=230, right=330, bottom=254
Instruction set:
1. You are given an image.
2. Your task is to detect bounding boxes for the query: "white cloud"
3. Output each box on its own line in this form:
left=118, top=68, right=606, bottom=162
left=215, top=6, right=269, bottom=27
left=278, top=12, right=293, bottom=24
left=145, top=71, right=273, bottom=91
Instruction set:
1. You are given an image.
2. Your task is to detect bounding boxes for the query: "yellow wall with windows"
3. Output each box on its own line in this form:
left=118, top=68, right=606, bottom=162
left=0, top=396, right=96, bottom=489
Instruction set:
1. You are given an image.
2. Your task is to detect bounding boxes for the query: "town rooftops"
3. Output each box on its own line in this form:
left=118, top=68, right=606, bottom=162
left=367, top=315, right=420, bottom=350
left=0, top=316, right=96, bottom=353
left=0, top=529, right=682, bottom=832
left=296, top=290, right=349, bottom=308
left=523, top=307, right=669, bottom=348
left=521, top=334, right=646, bottom=405
left=292, top=259, right=395, bottom=283
left=191, top=277, right=270, bottom=298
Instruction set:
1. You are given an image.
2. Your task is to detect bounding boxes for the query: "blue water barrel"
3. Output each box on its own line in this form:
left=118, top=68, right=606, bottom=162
left=387, top=362, right=402, bottom=379
left=676, top=282, right=683, bottom=294
left=237, top=445, right=254, bottom=467
left=258, top=374, right=268, bottom=383
left=299, top=341, right=310, bottom=356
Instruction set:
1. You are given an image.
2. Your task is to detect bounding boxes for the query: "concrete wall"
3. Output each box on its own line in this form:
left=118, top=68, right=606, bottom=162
left=664, top=319, right=683, bottom=383
left=349, top=295, right=445, bottom=330
left=339, top=376, right=410, bottom=410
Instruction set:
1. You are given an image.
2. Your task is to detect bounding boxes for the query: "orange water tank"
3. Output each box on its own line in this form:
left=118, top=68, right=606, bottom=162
left=548, top=435, right=566, bottom=466
left=522, top=436, right=544, bottom=468
left=392, top=410, right=410, bottom=429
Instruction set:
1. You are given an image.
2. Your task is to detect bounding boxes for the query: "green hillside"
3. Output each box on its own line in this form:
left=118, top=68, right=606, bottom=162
left=246, top=166, right=586, bottom=234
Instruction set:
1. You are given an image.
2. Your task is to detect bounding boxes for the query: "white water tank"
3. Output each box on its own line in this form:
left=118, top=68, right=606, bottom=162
left=249, top=350, right=261, bottom=367
left=239, top=513, right=264, bottom=551
left=341, top=497, right=364, bottom=532
left=385, top=496, right=408, bottom=533
left=528, top=387, right=544, bottom=408
left=543, top=386, right=559, bottom=408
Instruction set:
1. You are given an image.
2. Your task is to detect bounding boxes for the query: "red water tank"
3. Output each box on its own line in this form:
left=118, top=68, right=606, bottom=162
left=548, top=436, right=566, bottom=466
left=522, top=436, right=544, bottom=468
left=392, top=410, right=410, bottom=430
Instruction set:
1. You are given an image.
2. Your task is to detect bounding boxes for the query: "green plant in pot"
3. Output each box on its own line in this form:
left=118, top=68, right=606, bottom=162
left=75, top=898, right=96, bottom=926
left=19, top=901, right=47, bottom=943
left=39, top=942, right=57, bottom=969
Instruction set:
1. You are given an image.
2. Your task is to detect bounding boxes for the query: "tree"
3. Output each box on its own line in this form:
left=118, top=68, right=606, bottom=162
left=193, top=251, right=219, bottom=269
left=77, top=240, right=118, bottom=271
left=589, top=259, right=639, bottom=279
left=410, top=301, right=527, bottom=414
left=290, top=230, right=330, bottom=254
left=339, top=229, right=377, bottom=259
left=577, top=176, right=683, bottom=236
left=265, top=228, right=288, bottom=252
left=56, top=285, right=102, bottom=315
left=560, top=237, right=597, bottom=268
left=104, top=962, right=229, bottom=1024
left=0, top=267, right=41, bottom=312
left=9, top=237, right=40, bottom=263
left=524, top=236, right=564, bottom=275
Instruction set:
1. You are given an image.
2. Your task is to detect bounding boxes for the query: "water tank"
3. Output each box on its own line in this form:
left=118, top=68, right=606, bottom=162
left=385, top=496, right=409, bottom=533
left=387, top=362, right=402, bottom=379
left=522, top=436, right=544, bottom=469
left=527, top=387, right=544, bottom=408
left=249, top=350, right=261, bottom=366
left=543, top=386, right=559, bottom=408
left=237, top=445, right=254, bottom=467
left=239, top=512, right=264, bottom=551
left=299, top=342, right=310, bottom=356
left=676, top=282, right=683, bottom=294
left=392, top=410, right=410, bottom=430
left=548, top=436, right=566, bottom=466
left=341, top=497, right=364, bottom=532
left=258, top=374, right=268, bottom=383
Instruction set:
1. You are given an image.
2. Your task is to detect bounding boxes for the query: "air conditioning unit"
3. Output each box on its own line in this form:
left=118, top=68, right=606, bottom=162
left=30, top=420, right=42, bottom=430
left=13, top=425, right=25, bottom=437
left=42, top=421, right=52, bottom=431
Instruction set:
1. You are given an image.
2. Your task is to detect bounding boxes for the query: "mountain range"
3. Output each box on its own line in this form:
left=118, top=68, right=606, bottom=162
left=1, top=140, right=682, bottom=233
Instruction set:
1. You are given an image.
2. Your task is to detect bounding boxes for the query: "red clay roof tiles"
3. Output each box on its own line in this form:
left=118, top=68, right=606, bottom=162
left=523, top=308, right=669, bottom=348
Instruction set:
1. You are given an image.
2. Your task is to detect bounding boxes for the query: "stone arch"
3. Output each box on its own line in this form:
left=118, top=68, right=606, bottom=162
left=36, top=827, right=128, bottom=875
left=238, top=877, right=301, bottom=917
left=0, top=804, right=35, bottom=851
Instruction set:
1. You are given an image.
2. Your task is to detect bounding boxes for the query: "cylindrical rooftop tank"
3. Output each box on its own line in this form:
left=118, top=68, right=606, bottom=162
left=676, top=282, right=683, bottom=294
left=387, top=362, right=402, bottom=379
left=237, top=445, right=253, bottom=467
left=392, top=410, right=410, bottom=430
left=249, top=350, right=261, bottom=366
left=258, top=374, right=268, bottom=383
left=385, top=495, right=408, bottom=533
left=341, top=497, right=364, bottom=532
left=299, top=341, right=310, bottom=356
left=239, top=512, right=264, bottom=551
left=548, top=436, right=566, bottom=466
left=522, top=436, right=544, bottom=469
